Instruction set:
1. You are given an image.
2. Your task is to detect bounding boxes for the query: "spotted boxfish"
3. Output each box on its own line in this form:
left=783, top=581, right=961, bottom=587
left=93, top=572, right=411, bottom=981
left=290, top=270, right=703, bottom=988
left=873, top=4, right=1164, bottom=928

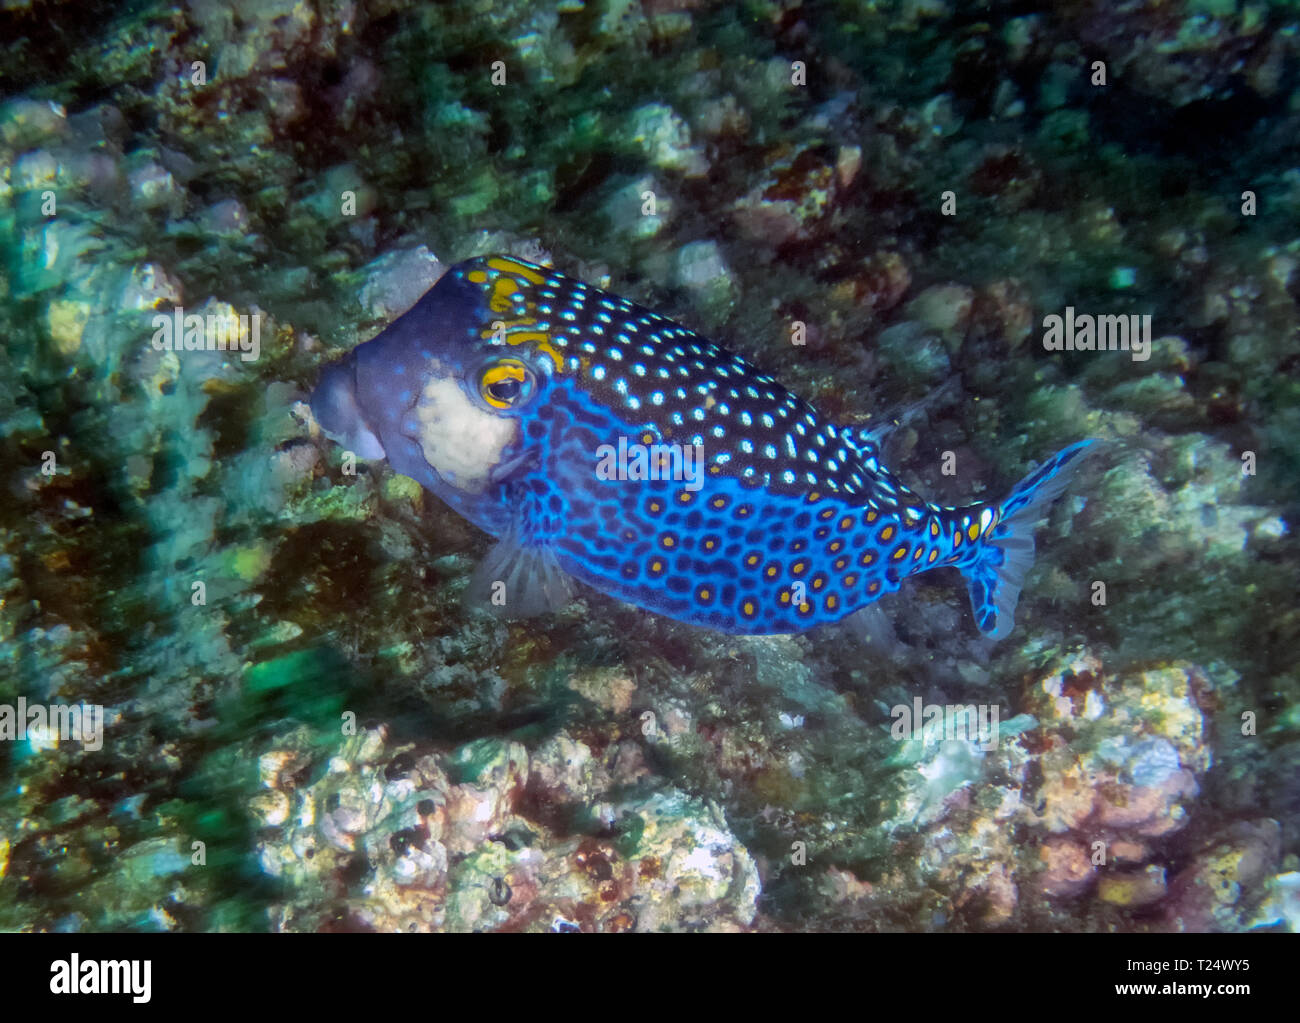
left=312, top=255, right=1093, bottom=638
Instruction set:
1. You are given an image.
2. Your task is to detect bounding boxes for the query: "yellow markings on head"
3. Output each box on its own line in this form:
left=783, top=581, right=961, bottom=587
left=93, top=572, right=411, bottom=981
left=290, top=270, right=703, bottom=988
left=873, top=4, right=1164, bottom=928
left=860, top=550, right=877, bottom=566
left=745, top=552, right=761, bottom=568
left=742, top=600, right=757, bottom=618
left=623, top=528, right=637, bottom=541
left=818, top=507, right=836, bottom=521
left=765, top=564, right=779, bottom=579
left=808, top=491, right=822, bottom=503
left=833, top=556, right=848, bottom=570
left=827, top=540, right=843, bottom=554
left=892, top=545, right=909, bottom=561
left=879, top=525, right=896, bottom=542
left=677, top=490, right=694, bottom=505
left=533, top=338, right=564, bottom=370
left=865, top=510, right=879, bottom=523
left=659, top=534, right=677, bottom=550
left=698, top=586, right=712, bottom=602
left=487, top=257, right=546, bottom=285
left=928, top=549, right=939, bottom=563
left=912, top=546, right=924, bottom=561
left=709, top=464, right=722, bottom=475
left=779, top=589, right=791, bottom=605
left=702, top=537, right=719, bottom=552
left=791, top=560, right=808, bottom=575
left=484, top=324, right=536, bottom=340
left=648, top=558, right=665, bottom=575
left=929, top=519, right=940, bottom=538
left=825, top=594, right=839, bottom=611
left=797, top=601, right=812, bottom=615
left=489, top=276, right=522, bottom=313
left=710, top=495, right=729, bottom=509
left=843, top=573, right=858, bottom=588
left=467, top=270, right=488, bottom=284
left=953, top=531, right=963, bottom=549
left=811, top=576, right=825, bottom=591
left=479, top=316, right=536, bottom=335
left=647, top=499, right=664, bottom=514
left=967, top=521, right=981, bottom=542
left=791, top=539, right=807, bottom=552
left=839, top=516, right=853, bottom=531
left=641, top=432, right=655, bottom=445
left=868, top=581, right=881, bottom=594
left=477, top=317, right=564, bottom=373
left=736, top=505, right=752, bottom=518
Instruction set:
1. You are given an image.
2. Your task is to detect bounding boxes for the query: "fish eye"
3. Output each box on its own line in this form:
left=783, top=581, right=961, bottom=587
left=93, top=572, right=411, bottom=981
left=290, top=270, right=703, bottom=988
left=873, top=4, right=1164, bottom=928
left=478, top=358, right=536, bottom=410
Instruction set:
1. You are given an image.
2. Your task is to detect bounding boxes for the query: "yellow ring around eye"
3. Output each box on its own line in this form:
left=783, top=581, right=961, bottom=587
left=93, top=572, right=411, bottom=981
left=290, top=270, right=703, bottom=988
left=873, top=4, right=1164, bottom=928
left=480, top=360, right=530, bottom=409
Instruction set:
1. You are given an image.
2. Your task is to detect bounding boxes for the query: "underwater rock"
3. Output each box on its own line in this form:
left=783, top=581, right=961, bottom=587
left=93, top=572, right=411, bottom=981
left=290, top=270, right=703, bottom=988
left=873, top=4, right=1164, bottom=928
left=358, top=246, right=446, bottom=321
left=730, top=142, right=840, bottom=245
left=865, top=650, right=1225, bottom=927
left=1038, top=838, right=1095, bottom=899
left=1030, top=657, right=1210, bottom=844
left=0, top=97, right=67, bottom=150
left=1251, top=871, right=1300, bottom=932
left=1060, top=0, right=1280, bottom=110
left=874, top=321, right=950, bottom=386
left=675, top=240, right=735, bottom=317
left=127, top=159, right=181, bottom=211
left=1163, top=819, right=1282, bottom=931
left=626, top=103, right=707, bottom=177
left=1097, top=864, right=1168, bottom=907
left=255, top=726, right=759, bottom=932
left=903, top=283, right=974, bottom=343
left=603, top=174, right=672, bottom=240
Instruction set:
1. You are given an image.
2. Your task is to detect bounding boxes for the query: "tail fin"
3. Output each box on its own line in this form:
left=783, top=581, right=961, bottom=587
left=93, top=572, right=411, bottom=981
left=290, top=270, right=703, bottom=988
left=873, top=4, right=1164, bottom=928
left=958, top=440, right=1095, bottom=639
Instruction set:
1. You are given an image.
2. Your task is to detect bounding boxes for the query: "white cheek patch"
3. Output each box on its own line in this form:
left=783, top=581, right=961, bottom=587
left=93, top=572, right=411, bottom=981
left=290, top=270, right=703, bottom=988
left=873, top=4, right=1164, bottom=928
left=415, top=375, right=519, bottom=493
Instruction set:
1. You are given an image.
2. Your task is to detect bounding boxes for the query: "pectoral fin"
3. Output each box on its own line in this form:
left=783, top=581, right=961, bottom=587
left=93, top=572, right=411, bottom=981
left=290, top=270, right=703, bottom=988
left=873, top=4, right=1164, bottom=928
left=465, top=504, right=575, bottom=617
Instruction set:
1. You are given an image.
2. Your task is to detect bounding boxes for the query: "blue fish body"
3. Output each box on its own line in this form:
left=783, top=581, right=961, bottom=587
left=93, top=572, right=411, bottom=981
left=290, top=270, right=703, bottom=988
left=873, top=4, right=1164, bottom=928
left=312, top=255, right=1092, bottom=638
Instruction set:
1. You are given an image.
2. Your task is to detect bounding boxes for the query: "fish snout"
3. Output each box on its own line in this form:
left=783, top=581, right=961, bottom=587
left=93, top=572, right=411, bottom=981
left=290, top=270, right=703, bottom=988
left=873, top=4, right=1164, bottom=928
left=311, top=358, right=387, bottom=460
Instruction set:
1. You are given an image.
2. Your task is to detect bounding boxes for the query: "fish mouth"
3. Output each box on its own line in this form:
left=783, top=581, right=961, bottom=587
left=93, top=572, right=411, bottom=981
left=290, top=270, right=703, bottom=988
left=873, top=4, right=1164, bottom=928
left=311, top=359, right=387, bottom=460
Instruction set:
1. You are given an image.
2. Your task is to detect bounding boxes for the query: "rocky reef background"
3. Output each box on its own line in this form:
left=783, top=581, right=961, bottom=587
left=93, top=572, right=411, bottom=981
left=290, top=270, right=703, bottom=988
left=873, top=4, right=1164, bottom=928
left=0, top=0, right=1298, bottom=932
